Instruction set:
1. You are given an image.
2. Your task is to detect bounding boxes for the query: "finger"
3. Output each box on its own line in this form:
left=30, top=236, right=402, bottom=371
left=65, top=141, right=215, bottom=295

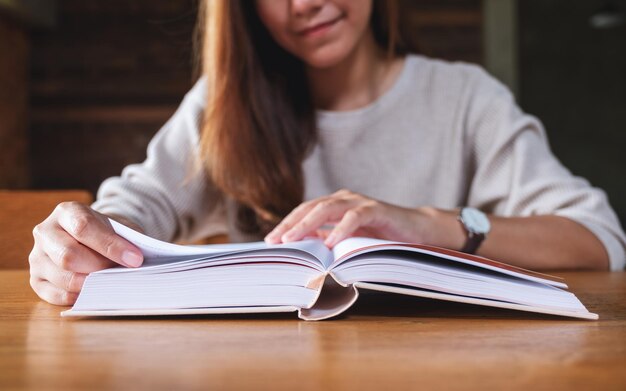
left=55, top=203, right=143, bottom=267
left=31, top=252, right=87, bottom=294
left=30, top=276, right=78, bottom=306
left=34, top=223, right=117, bottom=273
left=30, top=246, right=85, bottom=293
left=314, top=224, right=339, bottom=240
left=281, top=199, right=353, bottom=243
left=265, top=200, right=320, bottom=244
left=324, top=206, right=375, bottom=247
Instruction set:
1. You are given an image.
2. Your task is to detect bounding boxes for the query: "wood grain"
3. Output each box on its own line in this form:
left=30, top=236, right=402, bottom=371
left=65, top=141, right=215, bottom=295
left=1, top=269, right=624, bottom=390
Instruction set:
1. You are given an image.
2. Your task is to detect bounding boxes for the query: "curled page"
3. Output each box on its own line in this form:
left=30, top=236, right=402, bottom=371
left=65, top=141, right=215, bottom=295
left=299, top=272, right=359, bottom=321
left=109, top=218, right=266, bottom=259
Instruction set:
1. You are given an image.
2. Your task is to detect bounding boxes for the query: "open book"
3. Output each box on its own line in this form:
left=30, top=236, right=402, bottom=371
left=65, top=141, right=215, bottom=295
left=62, top=219, right=598, bottom=320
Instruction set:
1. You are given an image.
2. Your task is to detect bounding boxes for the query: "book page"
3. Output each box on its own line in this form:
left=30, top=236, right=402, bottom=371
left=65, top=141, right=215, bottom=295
left=72, top=262, right=322, bottom=312
left=330, top=236, right=566, bottom=288
left=110, top=219, right=263, bottom=259
left=110, top=219, right=333, bottom=268
left=331, top=253, right=582, bottom=312
left=331, top=237, right=396, bottom=264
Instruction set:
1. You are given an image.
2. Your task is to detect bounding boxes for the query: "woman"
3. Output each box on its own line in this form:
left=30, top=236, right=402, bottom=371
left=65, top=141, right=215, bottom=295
left=29, top=0, right=626, bottom=306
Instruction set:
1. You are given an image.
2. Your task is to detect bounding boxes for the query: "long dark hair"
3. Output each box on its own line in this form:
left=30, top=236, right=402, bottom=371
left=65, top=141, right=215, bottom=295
left=198, top=0, right=413, bottom=236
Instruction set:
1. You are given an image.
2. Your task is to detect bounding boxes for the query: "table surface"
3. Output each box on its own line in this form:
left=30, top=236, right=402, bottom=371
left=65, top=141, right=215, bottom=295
left=1, top=269, right=624, bottom=391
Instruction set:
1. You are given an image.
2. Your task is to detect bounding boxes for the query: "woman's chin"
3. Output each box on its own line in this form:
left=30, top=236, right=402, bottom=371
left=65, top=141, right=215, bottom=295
left=300, top=46, right=353, bottom=70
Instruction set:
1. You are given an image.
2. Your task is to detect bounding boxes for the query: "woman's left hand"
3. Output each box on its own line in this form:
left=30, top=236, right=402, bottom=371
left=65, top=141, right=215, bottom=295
left=264, top=189, right=449, bottom=248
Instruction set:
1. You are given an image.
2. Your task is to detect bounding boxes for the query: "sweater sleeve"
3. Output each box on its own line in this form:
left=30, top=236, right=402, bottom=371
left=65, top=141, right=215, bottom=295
left=464, top=66, right=626, bottom=270
left=91, top=78, right=227, bottom=242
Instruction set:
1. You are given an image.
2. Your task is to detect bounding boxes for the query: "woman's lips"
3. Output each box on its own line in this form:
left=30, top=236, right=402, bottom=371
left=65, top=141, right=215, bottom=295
left=297, top=16, right=343, bottom=38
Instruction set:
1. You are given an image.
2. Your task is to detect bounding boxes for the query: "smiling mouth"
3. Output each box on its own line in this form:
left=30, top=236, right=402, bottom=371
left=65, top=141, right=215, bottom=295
left=298, top=16, right=343, bottom=37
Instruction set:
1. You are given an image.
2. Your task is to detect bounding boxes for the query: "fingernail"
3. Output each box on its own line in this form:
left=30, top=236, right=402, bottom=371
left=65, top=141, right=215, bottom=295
left=324, top=233, right=337, bottom=247
left=122, top=250, right=143, bottom=267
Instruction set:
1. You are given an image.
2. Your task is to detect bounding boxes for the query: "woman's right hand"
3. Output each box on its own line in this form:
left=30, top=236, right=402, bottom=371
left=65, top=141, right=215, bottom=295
left=29, top=202, right=144, bottom=306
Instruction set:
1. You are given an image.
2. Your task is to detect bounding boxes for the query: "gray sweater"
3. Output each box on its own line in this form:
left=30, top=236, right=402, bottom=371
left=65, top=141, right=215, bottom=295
left=92, top=55, right=626, bottom=270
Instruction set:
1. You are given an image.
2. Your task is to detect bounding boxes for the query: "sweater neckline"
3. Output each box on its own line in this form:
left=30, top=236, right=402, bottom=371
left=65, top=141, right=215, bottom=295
left=316, top=54, right=418, bottom=132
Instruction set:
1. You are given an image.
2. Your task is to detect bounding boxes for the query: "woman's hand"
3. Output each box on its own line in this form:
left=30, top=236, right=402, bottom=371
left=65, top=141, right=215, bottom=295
left=265, top=189, right=463, bottom=248
left=29, top=202, right=144, bottom=306
left=264, top=189, right=610, bottom=270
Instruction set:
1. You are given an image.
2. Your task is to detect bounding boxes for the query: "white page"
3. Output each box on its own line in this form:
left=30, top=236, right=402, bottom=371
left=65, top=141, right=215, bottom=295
left=97, top=254, right=324, bottom=275
left=330, top=236, right=567, bottom=289
left=73, top=263, right=321, bottom=311
left=109, top=219, right=332, bottom=268
left=110, top=219, right=258, bottom=259
left=332, top=237, right=392, bottom=262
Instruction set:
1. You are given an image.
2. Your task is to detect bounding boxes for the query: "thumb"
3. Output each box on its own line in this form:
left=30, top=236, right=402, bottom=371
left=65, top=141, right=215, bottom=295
left=57, top=205, right=144, bottom=268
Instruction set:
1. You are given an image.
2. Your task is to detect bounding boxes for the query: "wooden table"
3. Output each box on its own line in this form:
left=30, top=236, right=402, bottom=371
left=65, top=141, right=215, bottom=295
left=1, top=270, right=624, bottom=390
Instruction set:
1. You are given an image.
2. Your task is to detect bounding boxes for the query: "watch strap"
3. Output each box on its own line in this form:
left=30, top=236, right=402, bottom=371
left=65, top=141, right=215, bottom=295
left=460, top=232, right=485, bottom=254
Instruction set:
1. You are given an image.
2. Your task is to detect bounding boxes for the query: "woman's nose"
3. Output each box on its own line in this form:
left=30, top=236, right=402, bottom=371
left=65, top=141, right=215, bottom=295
left=291, top=0, right=325, bottom=18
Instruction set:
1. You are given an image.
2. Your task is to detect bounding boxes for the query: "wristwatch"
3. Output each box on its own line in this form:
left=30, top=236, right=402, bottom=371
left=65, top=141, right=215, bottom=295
left=458, top=207, right=490, bottom=254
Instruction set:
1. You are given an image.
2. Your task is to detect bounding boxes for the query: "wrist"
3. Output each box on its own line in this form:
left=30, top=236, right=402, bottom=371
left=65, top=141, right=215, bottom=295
left=416, top=207, right=466, bottom=250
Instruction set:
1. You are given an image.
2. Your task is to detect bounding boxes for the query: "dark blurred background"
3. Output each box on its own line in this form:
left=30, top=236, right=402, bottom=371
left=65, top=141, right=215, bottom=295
left=0, top=0, right=624, bottom=226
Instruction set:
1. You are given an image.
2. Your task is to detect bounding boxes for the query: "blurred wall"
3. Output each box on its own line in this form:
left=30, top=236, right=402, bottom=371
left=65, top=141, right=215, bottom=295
left=519, top=0, right=626, bottom=225
left=0, top=14, right=30, bottom=188
left=28, top=0, right=197, bottom=193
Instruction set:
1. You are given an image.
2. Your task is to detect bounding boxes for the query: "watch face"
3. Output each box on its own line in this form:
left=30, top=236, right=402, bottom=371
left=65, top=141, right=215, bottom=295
left=461, top=208, right=491, bottom=234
